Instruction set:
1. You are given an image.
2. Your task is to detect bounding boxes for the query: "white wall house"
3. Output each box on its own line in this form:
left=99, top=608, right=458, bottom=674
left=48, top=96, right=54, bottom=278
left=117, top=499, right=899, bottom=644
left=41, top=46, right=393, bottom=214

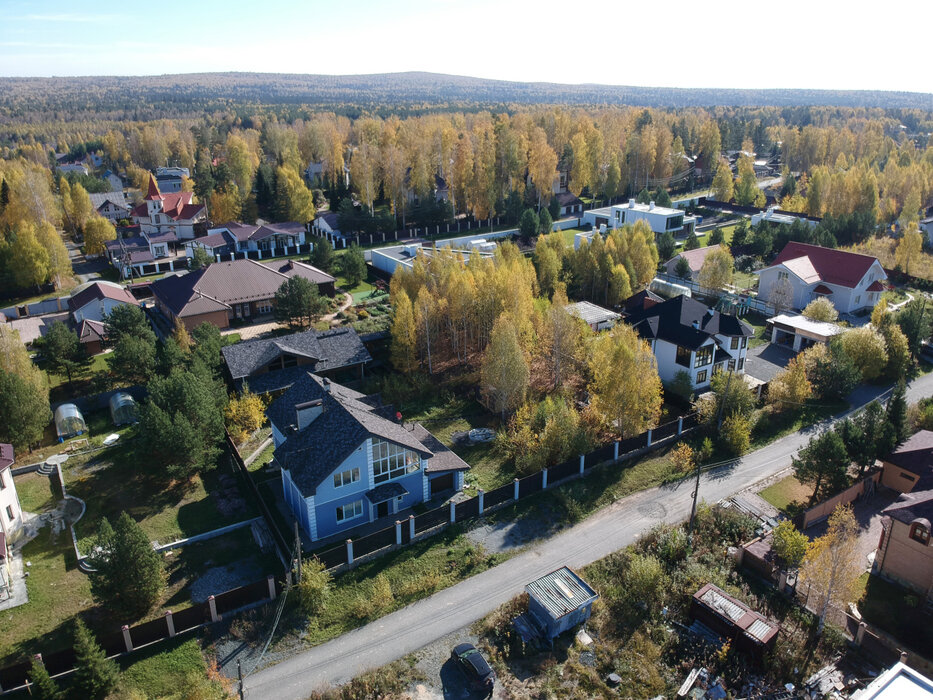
left=626, top=295, right=753, bottom=390
left=756, top=242, right=886, bottom=315
left=0, top=445, right=24, bottom=544
left=751, top=206, right=819, bottom=228
left=584, top=199, right=697, bottom=237
left=89, top=192, right=130, bottom=223
left=132, top=174, right=206, bottom=240
left=68, top=281, right=139, bottom=324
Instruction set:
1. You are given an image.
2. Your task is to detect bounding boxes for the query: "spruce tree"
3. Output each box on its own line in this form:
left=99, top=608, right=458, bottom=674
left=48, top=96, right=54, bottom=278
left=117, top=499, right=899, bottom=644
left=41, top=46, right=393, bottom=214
left=87, top=513, right=165, bottom=617
left=72, top=619, right=118, bottom=699
left=27, top=657, right=62, bottom=700
left=886, top=380, right=909, bottom=445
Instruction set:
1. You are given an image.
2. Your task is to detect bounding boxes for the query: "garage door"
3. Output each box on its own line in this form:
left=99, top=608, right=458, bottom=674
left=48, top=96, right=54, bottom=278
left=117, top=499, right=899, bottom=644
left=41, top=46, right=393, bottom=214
left=430, top=473, right=454, bottom=496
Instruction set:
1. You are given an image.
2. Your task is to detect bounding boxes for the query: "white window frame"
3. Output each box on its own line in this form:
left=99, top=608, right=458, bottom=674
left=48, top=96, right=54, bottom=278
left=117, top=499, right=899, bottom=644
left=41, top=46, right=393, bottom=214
left=696, top=369, right=708, bottom=384
left=372, top=438, right=420, bottom=484
left=778, top=270, right=789, bottom=281
left=336, top=500, right=363, bottom=523
left=333, top=467, right=361, bottom=489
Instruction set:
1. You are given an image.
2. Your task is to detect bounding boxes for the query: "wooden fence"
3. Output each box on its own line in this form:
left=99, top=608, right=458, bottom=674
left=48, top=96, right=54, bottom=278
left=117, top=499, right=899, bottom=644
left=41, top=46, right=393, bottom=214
left=793, top=471, right=881, bottom=530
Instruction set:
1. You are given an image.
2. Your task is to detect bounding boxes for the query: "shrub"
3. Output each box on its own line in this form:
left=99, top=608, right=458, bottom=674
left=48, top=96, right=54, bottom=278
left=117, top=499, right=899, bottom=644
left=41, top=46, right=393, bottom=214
left=721, top=412, right=752, bottom=456
left=297, top=558, right=331, bottom=617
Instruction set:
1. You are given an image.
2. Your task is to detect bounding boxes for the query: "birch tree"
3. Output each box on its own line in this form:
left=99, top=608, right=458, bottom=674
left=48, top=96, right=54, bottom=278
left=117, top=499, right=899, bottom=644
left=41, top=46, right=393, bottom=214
left=800, top=505, right=862, bottom=634
left=481, top=314, right=529, bottom=420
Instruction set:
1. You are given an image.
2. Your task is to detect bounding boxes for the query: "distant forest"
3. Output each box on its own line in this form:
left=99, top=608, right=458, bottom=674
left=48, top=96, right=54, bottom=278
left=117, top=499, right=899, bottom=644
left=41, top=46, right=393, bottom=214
left=1, top=72, right=932, bottom=126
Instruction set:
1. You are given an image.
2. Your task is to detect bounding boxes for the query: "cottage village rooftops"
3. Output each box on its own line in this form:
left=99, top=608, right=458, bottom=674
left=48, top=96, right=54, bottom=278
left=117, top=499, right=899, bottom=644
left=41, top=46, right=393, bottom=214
left=261, top=259, right=334, bottom=285
left=68, top=281, right=138, bottom=313
left=626, top=294, right=753, bottom=351
left=211, top=221, right=307, bottom=243
left=265, top=371, right=370, bottom=433
left=616, top=199, right=684, bottom=217
left=271, top=374, right=468, bottom=496
left=88, top=192, right=127, bottom=210
left=0, top=443, right=13, bottom=471
left=764, top=242, right=881, bottom=289
left=222, top=326, right=370, bottom=381
left=133, top=175, right=204, bottom=221
left=150, top=258, right=334, bottom=317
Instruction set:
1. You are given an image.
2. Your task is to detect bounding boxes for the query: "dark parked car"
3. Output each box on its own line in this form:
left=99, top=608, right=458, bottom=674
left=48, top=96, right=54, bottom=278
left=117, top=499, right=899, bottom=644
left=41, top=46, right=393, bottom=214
left=450, top=642, right=495, bottom=692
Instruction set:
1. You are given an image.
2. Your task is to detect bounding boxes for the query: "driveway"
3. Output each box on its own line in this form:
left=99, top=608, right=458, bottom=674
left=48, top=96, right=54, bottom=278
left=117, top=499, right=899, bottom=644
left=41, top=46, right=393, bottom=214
left=243, top=372, right=933, bottom=699
left=744, top=343, right=795, bottom=382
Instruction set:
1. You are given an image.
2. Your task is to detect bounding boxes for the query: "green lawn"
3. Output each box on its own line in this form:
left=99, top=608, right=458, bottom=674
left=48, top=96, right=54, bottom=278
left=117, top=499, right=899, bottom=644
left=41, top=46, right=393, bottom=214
left=117, top=637, right=223, bottom=698
left=401, top=395, right=508, bottom=491
left=560, top=227, right=589, bottom=247
left=14, top=471, right=58, bottom=513
left=693, top=224, right=736, bottom=248
left=67, top=442, right=257, bottom=549
left=758, top=474, right=813, bottom=513
left=739, top=310, right=769, bottom=348
left=733, top=269, right=759, bottom=293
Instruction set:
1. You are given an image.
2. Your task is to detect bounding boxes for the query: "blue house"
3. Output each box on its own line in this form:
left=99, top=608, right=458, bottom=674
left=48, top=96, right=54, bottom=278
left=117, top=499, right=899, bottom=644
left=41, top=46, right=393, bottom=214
left=268, top=373, right=470, bottom=541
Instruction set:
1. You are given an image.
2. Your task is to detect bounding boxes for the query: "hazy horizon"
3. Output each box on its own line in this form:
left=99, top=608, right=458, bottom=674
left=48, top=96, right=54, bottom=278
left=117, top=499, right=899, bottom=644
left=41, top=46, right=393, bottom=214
left=2, top=0, right=932, bottom=94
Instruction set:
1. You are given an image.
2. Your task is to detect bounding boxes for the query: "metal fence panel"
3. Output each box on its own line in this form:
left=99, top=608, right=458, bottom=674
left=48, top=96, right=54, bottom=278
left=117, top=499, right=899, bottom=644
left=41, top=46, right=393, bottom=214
left=518, top=474, right=542, bottom=498
left=548, top=460, right=577, bottom=483
left=0, top=661, right=30, bottom=689
left=456, top=497, right=479, bottom=521
left=484, top=483, right=514, bottom=509
left=354, top=526, right=396, bottom=557
left=215, top=579, right=269, bottom=615
left=316, top=544, right=347, bottom=569
left=415, top=506, right=448, bottom=533
left=172, top=603, right=211, bottom=633
left=130, top=617, right=169, bottom=648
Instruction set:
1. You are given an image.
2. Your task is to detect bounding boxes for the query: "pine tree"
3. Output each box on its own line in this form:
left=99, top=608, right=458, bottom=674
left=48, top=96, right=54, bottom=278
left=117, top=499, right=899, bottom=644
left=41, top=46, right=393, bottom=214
left=72, top=619, right=118, bottom=699
left=87, top=513, right=165, bottom=617
left=28, top=657, right=62, bottom=700
left=886, top=380, right=909, bottom=445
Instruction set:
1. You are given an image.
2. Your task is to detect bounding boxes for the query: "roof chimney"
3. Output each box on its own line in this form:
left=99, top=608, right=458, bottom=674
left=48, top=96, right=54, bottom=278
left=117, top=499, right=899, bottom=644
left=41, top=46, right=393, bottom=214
left=692, top=320, right=699, bottom=329
left=322, top=378, right=331, bottom=393
left=295, top=399, right=323, bottom=431
left=628, top=198, right=636, bottom=208
left=649, top=201, right=655, bottom=210
left=707, top=308, right=715, bottom=317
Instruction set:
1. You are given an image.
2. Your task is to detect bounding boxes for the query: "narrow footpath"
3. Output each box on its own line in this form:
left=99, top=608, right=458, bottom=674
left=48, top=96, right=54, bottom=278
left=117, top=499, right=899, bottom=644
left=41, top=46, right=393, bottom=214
left=244, top=374, right=933, bottom=699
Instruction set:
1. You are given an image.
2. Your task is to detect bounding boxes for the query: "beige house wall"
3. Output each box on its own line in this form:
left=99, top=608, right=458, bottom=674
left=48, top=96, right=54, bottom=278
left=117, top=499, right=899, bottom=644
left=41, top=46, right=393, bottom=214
left=877, top=517, right=933, bottom=598
left=880, top=459, right=921, bottom=493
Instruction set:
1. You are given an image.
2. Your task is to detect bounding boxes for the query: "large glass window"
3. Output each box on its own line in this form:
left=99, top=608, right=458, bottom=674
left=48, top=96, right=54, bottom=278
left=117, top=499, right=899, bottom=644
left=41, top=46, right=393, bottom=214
left=372, top=438, right=420, bottom=483
left=696, top=369, right=708, bottom=384
left=730, top=337, right=739, bottom=350
left=333, top=468, right=361, bottom=489
left=695, top=346, right=713, bottom=368
left=336, top=500, right=363, bottom=523
left=675, top=345, right=692, bottom=367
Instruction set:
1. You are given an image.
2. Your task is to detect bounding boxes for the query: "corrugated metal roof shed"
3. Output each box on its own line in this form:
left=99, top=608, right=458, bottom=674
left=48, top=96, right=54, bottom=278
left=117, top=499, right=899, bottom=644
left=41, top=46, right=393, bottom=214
left=525, top=566, right=598, bottom=620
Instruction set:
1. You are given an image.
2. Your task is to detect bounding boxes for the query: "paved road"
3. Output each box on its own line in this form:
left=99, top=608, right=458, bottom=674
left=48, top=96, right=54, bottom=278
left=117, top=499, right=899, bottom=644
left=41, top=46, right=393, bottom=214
left=244, top=373, right=933, bottom=699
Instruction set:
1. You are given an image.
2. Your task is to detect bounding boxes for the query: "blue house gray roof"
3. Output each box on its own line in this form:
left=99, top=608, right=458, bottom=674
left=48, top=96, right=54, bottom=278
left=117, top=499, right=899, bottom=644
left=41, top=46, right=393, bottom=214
left=271, top=373, right=469, bottom=496
left=222, top=327, right=371, bottom=388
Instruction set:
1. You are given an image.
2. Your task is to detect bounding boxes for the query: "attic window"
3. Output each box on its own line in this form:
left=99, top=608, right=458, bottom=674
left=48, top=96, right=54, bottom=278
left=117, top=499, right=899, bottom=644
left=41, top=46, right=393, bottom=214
left=910, top=522, right=930, bottom=545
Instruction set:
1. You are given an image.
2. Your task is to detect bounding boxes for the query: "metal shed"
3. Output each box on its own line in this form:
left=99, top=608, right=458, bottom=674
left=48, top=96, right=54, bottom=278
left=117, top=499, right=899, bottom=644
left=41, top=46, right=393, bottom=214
left=54, top=403, right=86, bottom=440
left=109, top=392, right=138, bottom=426
left=519, top=566, right=598, bottom=641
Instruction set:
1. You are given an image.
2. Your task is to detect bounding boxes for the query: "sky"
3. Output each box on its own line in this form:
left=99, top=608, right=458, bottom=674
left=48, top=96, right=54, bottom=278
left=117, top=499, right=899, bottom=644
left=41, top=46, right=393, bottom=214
left=1, top=0, right=932, bottom=94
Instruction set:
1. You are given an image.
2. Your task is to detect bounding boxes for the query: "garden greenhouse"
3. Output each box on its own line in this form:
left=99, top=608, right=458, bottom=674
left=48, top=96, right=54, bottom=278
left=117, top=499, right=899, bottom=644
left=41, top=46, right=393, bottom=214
left=54, top=403, right=86, bottom=440
left=109, top=392, right=138, bottom=426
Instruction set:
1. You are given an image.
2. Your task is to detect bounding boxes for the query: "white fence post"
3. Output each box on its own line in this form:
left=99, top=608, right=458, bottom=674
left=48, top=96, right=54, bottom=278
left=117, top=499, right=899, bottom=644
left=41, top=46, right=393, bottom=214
left=408, top=514, right=415, bottom=540
left=165, top=610, right=176, bottom=638
left=614, top=441, right=620, bottom=460
left=646, top=429, right=653, bottom=447
left=267, top=575, right=276, bottom=600
left=542, top=468, right=549, bottom=489
left=478, top=489, right=485, bottom=514
left=395, top=520, right=402, bottom=545
left=449, top=500, right=456, bottom=524
left=208, top=595, right=219, bottom=623
left=346, top=539, right=354, bottom=566
left=513, top=478, right=520, bottom=501
left=122, top=624, right=134, bottom=652
left=677, top=416, right=683, bottom=436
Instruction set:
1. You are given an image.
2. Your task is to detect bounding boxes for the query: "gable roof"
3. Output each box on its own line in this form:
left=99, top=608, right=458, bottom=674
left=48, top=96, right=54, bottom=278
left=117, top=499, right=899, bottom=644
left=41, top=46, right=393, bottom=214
left=265, top=371, right=370, bottom=434
left=667, top=245, right=719, bottom=274
left=0, top=443, right=13, bottom=471
left=768, top=242, right=881, bottom=289
left=133, top=189, right=205, bottom=223
left=273, top=377, right=441, bottom=496
left=260, top=259, right=335, bottom=285
left=145, top=174, right=162, bottom=200
left=626, top=294, right=753, bottom=351
left=222, top=326, right=371, bottom=381
left=77, top=318, right=106, bottom=344
left=151, top=258, right=329, bottom=317
left=89, top=192, right=128, bottom=211
left=886, top=430, right=933, bottom=487
left=68, top=281, right=138, bottom=313
left=883, top=488, right=933, bottom=526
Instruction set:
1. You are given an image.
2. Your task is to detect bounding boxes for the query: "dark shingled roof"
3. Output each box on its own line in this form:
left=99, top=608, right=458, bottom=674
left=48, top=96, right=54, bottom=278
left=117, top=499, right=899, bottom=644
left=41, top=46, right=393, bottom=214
left=222, top=327, right=371, bottom=383
left=366, top=482, right=409, bottom=504
left=265, top=372, right=370, bottom=434
left=886, top=430, right=933, bottom=489
left=883, top=488, right=933, bottom=525
left=271, top=374, right=469, bottom=496
left=260, top=259, right=335, bottom=285
left=68, top=281, right=138, bottom=313
left=0, top=443, right=13, bottom=471
left=626, top=294, right=753, bottom=351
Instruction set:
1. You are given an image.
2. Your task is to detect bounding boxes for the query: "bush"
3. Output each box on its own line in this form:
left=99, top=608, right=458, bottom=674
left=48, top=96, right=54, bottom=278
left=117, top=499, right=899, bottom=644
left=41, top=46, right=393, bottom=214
left=721, top=412, right=752, bottom=456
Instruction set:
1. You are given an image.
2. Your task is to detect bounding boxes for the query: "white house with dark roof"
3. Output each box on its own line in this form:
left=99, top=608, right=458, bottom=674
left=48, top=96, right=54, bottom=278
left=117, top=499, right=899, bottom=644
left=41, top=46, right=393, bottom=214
left=268, top=373, right=470, bottom=540
left=187, top=222, right=307, bottom=259
left=68, top=281, right=139, bottom=324
left=88, top=192, right=131, bottom=223
left=626, top=294, right=753, bottom=390
left=132, top=174, right=206, bottom=240
left=756, top=242, right=886, bottom=314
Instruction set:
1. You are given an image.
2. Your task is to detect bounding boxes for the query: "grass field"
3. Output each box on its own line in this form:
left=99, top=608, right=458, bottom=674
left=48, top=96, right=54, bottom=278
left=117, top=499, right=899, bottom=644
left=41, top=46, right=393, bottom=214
left=118, top=637, right=226, bottom=698
left=758, top=474, right=813, bottom=513
left=14, top=471, right=58, bottom=513
left=67, top=441, right=257, bottom=549
left=740, top=310, right=770, bottom=348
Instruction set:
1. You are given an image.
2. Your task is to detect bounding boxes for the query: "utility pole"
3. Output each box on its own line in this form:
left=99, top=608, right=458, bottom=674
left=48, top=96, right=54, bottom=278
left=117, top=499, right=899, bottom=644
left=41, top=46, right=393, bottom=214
left=237, top=660, right=244, bottom=700
left=689, top=370, right=734, bottom=540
